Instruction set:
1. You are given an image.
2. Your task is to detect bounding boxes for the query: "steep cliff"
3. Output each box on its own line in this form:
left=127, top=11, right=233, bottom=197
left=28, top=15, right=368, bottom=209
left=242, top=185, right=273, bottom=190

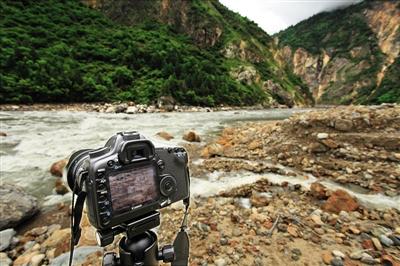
left=277, top=0, right=400, bottom=104
left=81, top=0, right=314, bottom=107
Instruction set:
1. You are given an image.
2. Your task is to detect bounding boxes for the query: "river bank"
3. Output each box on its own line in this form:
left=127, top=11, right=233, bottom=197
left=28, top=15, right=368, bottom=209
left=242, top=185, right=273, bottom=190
left=0, top=101, right=290, bottom=113
left=1, top=105, right=399, bottom=265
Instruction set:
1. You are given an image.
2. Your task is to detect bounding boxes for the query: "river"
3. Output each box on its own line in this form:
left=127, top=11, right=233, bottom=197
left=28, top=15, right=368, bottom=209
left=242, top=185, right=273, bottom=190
left=0, top=108, right=307, bottom=204
left=1, top=108, right=398, bottom=210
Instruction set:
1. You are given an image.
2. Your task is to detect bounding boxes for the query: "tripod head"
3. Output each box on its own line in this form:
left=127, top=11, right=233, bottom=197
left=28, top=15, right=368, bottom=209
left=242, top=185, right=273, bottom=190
left=101, top=212, right=175, bottom=266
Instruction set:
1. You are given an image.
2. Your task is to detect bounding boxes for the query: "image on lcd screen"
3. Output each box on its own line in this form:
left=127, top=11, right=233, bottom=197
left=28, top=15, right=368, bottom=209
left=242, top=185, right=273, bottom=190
left=109, top=165, right=158, bottom=213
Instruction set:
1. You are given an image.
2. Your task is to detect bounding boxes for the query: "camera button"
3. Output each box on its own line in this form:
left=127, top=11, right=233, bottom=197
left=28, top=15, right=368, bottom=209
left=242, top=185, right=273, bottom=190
left=157, top=160, right=165, bottom=170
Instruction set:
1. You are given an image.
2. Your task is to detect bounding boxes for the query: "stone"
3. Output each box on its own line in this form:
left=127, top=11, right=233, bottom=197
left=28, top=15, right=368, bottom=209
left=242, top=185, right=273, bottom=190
left=332, top=250, right=345, bottom=259
left=349, top=250, right=363, bottom=260
left=125, top=106, right=138, bottom=114
left=156, top=131, right=174, bottom=141
left=322, top=251, right=333, bottom=264
left=322, top=190, right=359, bottom=214
left=0, top=252, right=12, bottom=266
left=287, top=224, right=299, bottom=237
left=389, top=235, right=400, bottom=246
left=310, top=214, right=324, bottom=225
left=55, top=179, right=69, bottom=195
left=214, top=258, right=227, bottom=266
left=0, top=229, right=16, bottom=251
left=317, top=133, right=329, bottom=139
left=309, top=142, right=328, bottom=153
left=0, top=132, right=7, bottom=137
left=201, top=143, right=224, bottom=158
left=334, top=119, right=353, bottom=132
left=30, top=254, right=45, bottom=266
left=310, top=182, right=328, bottom=199
left=371, top=237, right=382, bottom=250
left=379, top=234, right=394, bottom=247
left=331, top=257, right=344, bottom=266
left=182, top=131, right=201, bottom=142
left=250, top=193, right=270, bottom=207
left=0, top=184, right=39, bottom=230
left=51, top=246, right=102, bottom=266
left=321, top=139, right=339, bottom=149
left=50, top=159, right=68, bottom=177
left=220, top=238, right=228, bottom=245
left=42, top=228, right=70, bottom=256
left=360, top=253, right=375, bottom=264
left=13, top=251, right=39, bottom=266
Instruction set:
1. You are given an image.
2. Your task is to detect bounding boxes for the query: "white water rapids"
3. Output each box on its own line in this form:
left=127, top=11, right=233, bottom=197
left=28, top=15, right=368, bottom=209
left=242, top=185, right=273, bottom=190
left=0, top=109, right=398, bottom=210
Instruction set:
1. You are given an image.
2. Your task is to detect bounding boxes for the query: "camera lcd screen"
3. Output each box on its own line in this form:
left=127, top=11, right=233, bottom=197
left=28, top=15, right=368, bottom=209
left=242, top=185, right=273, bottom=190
left=108, top=165, right=159, bottom=213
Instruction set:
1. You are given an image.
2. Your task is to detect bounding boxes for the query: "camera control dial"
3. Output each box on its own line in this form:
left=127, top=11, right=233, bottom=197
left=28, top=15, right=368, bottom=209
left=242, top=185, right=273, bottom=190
left=160, top=175, right=177, bottom=197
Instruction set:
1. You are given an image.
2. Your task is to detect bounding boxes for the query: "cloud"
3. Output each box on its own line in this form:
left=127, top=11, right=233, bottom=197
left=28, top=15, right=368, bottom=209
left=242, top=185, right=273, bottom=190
left=219, top=0, right=363, bottom=34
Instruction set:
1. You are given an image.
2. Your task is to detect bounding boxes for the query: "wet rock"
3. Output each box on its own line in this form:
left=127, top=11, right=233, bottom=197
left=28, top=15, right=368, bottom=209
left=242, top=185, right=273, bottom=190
left=0, top=252, right=12, bottom=266
left=55, top=179, right=69, bottom=195
left=156, top=131, right=174, bottom=141
left=0, top=184, right=39, bottom=230
left=389, top=235, right=400, bottom=246
left=50, top=159, right=68, bottom=177
left=310, top=182, right=328, bottom=199
left=379, top=234, right=394, bottom=247
left=322, top=190, right=359, bottom=214
left=182, top=131, right=201, bottom=142
left=0, top=229, right=16, bottom=251
left=0, top=132, right=7, bottom=137
left=125, top=106, right=138, bottom=114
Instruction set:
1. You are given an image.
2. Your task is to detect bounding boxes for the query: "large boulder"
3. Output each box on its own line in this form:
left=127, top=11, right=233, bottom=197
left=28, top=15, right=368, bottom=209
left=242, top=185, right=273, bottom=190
left=50, top=159, right=68, bottom=177
left=0, top=184, right=39, bottom=230
left=322, top=189, right=359, bottom=213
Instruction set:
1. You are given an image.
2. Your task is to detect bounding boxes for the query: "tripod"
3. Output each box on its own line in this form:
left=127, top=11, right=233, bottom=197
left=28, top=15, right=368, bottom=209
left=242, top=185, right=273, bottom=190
left=100, top=212, right=175, bottom=266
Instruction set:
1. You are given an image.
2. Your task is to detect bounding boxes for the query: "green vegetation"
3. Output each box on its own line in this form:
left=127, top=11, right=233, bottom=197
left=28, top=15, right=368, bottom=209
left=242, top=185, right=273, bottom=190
left=371, top=57, right=400, bottom=103
left=0, top=0, right=266, bottom=105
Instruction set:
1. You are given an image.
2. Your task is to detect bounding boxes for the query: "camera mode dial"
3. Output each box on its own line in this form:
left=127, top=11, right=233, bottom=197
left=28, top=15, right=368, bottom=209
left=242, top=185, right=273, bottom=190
left=160, top=175, right=177, bottom=197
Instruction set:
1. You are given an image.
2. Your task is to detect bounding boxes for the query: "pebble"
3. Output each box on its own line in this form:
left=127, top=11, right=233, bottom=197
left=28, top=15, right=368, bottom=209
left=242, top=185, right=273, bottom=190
left=332, top=250, right=345, bottom=259
left=389, top=235, right=400, bottom=246
left=317, top=133, right=329, bottom=140
left=30, top=254, right=45, bottom=266
left=220, top=238, right=228, bottom=245
left=0, top=229, right=16, bottom=251
left=371, top=237, right=382, bottom=250
left=379, top=234, right=394, bottom=247
left=331, top=257, right=343, bottom=266
left=214, top=258, right=226, bottom=266
left=360, top=253, right=375, bottom=264
left=0, top=252, right=12, bottom=266
left=349, top=250, right=363, bottom=260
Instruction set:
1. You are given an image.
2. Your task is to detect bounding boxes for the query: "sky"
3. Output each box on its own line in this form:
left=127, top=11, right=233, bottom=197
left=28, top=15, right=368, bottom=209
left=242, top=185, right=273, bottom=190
left=219, top=0, right=363, bottom=34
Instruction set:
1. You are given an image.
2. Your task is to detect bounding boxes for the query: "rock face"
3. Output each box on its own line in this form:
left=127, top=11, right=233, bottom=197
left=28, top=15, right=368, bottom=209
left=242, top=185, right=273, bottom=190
left=322, top=190, right=359, bottom=214
left=0, top=184, right=39, bottom=230
left=277, top=1, right=400, bottom=104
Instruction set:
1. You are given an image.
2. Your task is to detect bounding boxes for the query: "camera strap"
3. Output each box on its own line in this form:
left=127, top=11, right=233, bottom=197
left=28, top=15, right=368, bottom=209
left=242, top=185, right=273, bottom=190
left=172, top=198, right=190, bottom=266
left=69, top=179, right=87, bottom=266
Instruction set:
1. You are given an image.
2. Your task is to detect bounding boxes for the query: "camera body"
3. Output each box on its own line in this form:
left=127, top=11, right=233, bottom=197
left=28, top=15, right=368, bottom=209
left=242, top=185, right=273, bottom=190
left=66, top=131, right=190, bottom=231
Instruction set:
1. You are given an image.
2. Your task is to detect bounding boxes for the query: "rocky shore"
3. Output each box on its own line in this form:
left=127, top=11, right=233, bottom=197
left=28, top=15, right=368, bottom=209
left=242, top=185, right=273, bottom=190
left=0, top=100, right=289, bottom=114
left=1, top=104, right=399, bottom=266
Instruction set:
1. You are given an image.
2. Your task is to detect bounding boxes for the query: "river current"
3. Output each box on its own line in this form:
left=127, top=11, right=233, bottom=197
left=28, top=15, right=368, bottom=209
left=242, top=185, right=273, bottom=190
left=1, top=108, right=398, bottom=210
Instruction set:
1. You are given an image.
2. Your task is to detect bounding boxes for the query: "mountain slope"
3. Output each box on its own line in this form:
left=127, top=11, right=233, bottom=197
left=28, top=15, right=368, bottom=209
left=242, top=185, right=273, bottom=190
left=276, top=0, right=400, bottom=104
left=0, top=0, right=313, bottom=107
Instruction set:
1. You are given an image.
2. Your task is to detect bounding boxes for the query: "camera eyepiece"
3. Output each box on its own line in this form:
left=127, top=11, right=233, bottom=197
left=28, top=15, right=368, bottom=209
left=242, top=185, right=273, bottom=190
left=66, top=149, right=92, bottom=192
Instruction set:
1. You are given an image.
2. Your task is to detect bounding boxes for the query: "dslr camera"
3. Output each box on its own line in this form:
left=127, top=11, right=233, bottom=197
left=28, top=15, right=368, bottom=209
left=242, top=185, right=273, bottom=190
left=66, top=131, right=190, bottom=249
